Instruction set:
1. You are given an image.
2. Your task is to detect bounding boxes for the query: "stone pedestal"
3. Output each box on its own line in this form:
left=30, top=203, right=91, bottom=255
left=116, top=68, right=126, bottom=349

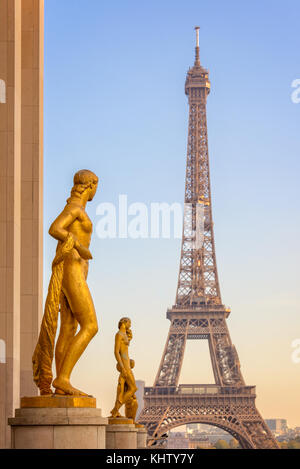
left=136, top=425, right=147, bottom=449
left=8, top=406, right=108, bottom=449
left=21, top=395, right=96, bottom=408
left=106, top=418, right=138, bottom=449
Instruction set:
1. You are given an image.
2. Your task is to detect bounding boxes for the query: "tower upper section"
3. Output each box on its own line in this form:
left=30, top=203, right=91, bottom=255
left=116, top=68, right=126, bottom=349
left=175, top=27, right=221, bottom=308
left=185, top=27, right=211, bottom=99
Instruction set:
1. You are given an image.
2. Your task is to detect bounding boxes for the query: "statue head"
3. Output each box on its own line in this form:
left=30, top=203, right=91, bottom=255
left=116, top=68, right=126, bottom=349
left=118, top=317, right=131, bottom=330
left=71, top=169, right=98, bottom=201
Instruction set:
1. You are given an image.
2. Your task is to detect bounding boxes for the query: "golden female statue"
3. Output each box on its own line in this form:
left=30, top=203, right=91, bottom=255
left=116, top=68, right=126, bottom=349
left=111, top=318, right=138, bottom=421
left=32, top=169, right=98, bottom=396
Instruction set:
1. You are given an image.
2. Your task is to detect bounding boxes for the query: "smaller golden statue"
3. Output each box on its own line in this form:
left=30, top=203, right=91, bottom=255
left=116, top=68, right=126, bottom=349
left=110, top=318, right=138, bottom=422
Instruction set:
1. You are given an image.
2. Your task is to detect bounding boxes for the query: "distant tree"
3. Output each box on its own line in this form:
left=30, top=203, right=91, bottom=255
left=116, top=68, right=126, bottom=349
left=287, top=440, right=300, bottom=449
left=215, top=439, right=230, bottom=449
left=229, top=438, right=239, bottom=449
left=279, top=441, right=288, bottom=449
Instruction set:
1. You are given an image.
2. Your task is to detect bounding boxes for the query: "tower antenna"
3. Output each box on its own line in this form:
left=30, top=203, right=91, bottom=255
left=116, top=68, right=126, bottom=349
left=194, top=26, right=200, bottom=66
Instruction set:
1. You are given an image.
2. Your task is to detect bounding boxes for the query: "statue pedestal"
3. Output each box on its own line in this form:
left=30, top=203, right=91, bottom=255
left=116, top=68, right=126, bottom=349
left=136, top=424, right=147, bottom=449
left=8, top=396, right=108, bottom=449
left=106, top=418, right=138, bottom=449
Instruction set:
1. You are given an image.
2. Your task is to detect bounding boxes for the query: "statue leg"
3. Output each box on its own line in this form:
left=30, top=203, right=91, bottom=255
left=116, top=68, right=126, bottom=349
left=111, top=376, right=125, bottom=417
left=122, top=371, right=138, bottom=405
left=52, top=260, right=98, bottom=396
left=125, top=395, right=138, bottom=422
left=54, top=293, right=78, bottom=392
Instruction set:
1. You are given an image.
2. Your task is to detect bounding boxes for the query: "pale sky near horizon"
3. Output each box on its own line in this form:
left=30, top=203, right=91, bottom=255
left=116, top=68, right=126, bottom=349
left=44, top=0, right=300, bottom=428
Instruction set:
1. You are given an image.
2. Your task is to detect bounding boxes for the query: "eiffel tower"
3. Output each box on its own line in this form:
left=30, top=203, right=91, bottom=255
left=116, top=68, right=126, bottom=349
left=137, top=27, right=279, bottom=449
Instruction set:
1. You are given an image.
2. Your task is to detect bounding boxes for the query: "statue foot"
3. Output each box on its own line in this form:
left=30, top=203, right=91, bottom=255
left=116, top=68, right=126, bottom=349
left=40, top=390, right=53, bottom=396
left=110, top=408, right=122, bottom=418
left=52, top=378, right=91, bottom=397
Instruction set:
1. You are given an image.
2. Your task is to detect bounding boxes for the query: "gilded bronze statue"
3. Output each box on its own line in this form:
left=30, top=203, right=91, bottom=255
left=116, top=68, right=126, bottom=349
left=111, top=318, right=138, bottom=422
left=32, top=169, right=99, bottom=397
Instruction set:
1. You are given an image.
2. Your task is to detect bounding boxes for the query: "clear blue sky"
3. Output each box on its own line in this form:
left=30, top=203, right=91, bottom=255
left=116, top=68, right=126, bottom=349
left=44, top=0, right=300, bottom=425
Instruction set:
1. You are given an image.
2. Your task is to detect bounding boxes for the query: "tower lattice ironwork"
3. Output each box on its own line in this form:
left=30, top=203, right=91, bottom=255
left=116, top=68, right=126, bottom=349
left=137, top=28, right=279, bottom=449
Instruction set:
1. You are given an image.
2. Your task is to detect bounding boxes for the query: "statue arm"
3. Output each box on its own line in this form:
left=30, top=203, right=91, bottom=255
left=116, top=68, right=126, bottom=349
left=49, top=206, right=79, bottom=241
left=49, top=205, right=92, bottom=260
left=127, top=329, right=133, bottom=343
left=114, top=333, right=127, bottom=378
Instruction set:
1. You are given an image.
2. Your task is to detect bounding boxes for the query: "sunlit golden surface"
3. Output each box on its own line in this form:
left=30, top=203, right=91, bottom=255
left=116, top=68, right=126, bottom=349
left=32, top=170, right=99, bottom=398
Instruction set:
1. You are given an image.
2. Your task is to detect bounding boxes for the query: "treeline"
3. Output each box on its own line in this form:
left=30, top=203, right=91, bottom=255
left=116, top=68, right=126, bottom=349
left=279, top=436, right=300, bottom=449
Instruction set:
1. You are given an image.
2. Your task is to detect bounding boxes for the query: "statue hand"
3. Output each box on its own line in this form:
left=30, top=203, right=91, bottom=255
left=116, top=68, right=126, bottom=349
left=76, top=244, right=93, bottom=260
left=121, top=368, right=128, bottom=379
